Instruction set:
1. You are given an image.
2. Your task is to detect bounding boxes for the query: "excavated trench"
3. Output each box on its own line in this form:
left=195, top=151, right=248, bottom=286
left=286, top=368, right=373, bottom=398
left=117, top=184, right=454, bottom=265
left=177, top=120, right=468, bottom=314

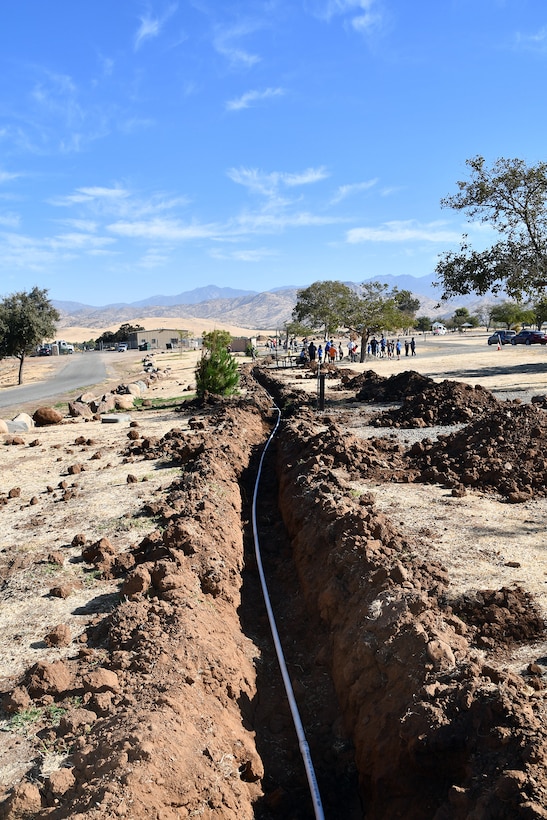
left=2, top=366, right=547, bottom=818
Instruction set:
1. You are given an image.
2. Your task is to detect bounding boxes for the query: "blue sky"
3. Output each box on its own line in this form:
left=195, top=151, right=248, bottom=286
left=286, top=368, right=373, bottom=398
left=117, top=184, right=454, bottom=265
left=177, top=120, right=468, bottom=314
left=0, top=0, right=546, bottom=305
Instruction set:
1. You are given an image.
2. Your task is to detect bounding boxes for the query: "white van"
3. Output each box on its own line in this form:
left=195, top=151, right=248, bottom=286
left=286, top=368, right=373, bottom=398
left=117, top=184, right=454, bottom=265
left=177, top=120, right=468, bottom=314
left=432, top=323, right=447, bottom=335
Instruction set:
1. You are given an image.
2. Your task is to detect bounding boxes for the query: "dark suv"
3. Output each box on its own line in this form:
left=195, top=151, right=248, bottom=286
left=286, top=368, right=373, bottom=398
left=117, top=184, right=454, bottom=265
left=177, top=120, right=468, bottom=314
left=510, top=330, right=547, bottom=345
left=487, top=330, right=516, bottom=345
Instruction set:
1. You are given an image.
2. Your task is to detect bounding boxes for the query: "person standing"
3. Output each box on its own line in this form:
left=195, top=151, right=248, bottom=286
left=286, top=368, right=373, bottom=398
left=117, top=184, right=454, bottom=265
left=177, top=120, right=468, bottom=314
left=410, top=337, right=416, bottom=356
left=308, top=341, right=317, bottom=361
left=405, top=339, right=410, bottom=356
left=396, top=339, right=401, bottom=360
left=317, top=344, right=323, bottom=364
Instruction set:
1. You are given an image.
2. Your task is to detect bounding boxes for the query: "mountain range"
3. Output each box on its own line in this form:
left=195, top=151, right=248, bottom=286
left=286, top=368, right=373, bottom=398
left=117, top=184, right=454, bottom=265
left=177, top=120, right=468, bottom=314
left=54, top=274, right=497, bottom=331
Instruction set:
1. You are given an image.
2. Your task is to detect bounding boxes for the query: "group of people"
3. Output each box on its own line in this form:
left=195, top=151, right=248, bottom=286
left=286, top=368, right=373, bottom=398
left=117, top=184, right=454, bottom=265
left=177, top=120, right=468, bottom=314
left=301, top=335, right=417, bottom=364
left=368, top=335, right=416, bottom=359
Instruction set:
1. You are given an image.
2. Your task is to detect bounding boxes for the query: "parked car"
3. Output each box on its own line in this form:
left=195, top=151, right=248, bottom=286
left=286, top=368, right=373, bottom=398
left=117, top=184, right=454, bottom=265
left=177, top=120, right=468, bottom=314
left=510, top=330, right=547, bottom=345
left=487, top=330, right=516, bottom=345
left=38, top=345, right=52, bottom=356
left=117, top=343, right=128, bottom=352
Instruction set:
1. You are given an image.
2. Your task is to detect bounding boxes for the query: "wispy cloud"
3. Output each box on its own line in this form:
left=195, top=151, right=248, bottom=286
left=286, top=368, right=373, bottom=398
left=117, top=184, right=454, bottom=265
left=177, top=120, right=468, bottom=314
left=0, top=213, right=20, bottom=228
left=226, top=87, right=285, bottom=111
left=0, top=170, right=21, bottom=184
left=331, top=178, right=377, bottom=203
left=227, top=166, right=329, bottom=196
left=514, top=27, right=547, bottom=53
left=210, top=247, right=277, bottom=262
left=346, top=220, right=459, bottom=243
left=107, top=218, right=219, bottom=241
left=135, top=4, right=178, bottom=50
left=309, top=0, right=383, bottom=35
left=213, top=22, right=261, bottom=67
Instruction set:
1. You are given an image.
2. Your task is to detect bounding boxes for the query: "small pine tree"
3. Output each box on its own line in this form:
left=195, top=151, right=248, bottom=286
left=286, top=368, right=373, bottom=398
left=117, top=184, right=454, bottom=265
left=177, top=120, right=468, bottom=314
left=195, top=331, right=239, bottom=398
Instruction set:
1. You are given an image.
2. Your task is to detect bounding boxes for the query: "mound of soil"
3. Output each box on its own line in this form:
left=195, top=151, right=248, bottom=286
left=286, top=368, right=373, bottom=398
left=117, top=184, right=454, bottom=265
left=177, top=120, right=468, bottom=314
left=372, top=379, right=499, bottom=427
left=447, top=586, right=545, bottom=651
left=409, top=401, right=547, bottom=499
left=353, top=369, right=434, bottom=402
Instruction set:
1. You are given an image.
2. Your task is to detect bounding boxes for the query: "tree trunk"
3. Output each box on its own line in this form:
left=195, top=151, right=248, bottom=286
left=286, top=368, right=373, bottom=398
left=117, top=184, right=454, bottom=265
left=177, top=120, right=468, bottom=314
left=18, top=354, right=25, bottom=385
left=360, top=333, right=368, bottom=363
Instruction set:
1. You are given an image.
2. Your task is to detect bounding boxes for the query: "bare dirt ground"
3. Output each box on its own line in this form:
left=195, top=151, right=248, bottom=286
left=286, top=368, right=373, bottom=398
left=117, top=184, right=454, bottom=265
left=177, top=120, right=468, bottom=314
left=1, top=333, right=547, bottom=818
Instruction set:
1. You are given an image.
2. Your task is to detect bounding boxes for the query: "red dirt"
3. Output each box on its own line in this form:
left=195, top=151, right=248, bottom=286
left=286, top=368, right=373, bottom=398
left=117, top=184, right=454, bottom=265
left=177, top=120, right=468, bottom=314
left=1, top=364, right=547, bottom=818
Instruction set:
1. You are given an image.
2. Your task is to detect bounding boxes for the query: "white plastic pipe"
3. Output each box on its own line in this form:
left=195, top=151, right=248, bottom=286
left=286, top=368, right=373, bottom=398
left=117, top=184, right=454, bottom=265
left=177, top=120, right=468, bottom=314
left=251, top=405, right=325, bottom=820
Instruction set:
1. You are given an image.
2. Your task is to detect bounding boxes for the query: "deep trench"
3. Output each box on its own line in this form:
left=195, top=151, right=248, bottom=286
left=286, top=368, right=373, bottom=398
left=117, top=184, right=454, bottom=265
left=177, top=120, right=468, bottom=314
left=239, top=436, right=363, bottom=819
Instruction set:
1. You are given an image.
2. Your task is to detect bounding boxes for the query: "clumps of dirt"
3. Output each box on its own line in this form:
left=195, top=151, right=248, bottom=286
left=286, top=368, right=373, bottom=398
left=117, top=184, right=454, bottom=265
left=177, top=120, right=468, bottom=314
left=409, top=401, right=547, bottom=499
left=372, top=379, right=499, bottom=427
left=447, top=586, right=545, bottom=653
left=346, top=369, right=434, bottom=401
left=0, top=399, right=273, bottom=820
left=275, top=414, right=547, bottom=818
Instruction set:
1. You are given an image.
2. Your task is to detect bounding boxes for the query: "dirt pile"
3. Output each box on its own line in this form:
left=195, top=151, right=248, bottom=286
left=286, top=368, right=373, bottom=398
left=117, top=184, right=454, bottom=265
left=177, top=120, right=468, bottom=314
left=3, top=360, right=547, bottom=819
left=275, top=414, right=547, bottom=818
left=1, top=398, right=273, bottom=819
left=409, top=401, right=547, bottom=500
left=372, top=379, right=499, bottom=427
left=346, top=369, right=434, bottom=401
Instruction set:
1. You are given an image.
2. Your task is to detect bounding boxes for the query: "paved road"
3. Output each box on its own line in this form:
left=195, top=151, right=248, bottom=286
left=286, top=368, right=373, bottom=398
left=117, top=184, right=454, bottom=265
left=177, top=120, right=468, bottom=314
left=0, top=352, right=109, bottom=410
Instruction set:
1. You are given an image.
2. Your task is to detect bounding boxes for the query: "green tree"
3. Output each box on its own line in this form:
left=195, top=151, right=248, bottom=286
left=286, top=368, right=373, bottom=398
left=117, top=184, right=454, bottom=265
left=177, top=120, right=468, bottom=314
left=415, top=316, right=432, bottom=332
left=195, top=330, right=239, bottom=398
left=347, top=282, right=400, bottom=362
left=533, top=296, right=547, bottom=330
left=436, top=156, right=547, bottom=300
left=448, top=307, right=479, bottom=331
left=393, top=288, right=420, bottom=329
left=0, top=286, right=59, bottom=384
left=293, top=281, right=354, bottom=338
left=489, top=301, right=531, bottom=330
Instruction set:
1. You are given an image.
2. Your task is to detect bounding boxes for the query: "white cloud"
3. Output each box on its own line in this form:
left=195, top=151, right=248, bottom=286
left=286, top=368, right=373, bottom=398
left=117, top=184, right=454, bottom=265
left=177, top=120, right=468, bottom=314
left=0, top=213, right=20, bottom=228
left=134, top=4, right=178, bottom=50
left=226, top=87, right=285, bottom=111
left=50, top=232, right=115, bottom=250
left=346, top=220, right=460, bottom=243
left=309, top=0, right=383, bottom=34
left=331, top=178, right=377, bottom=203
left=107, top=218, right=219, bottom=241
left=515, top=27, right=547, bottom=53
left=0, top=170, right=21, bottom=184
left=213, top=22, right=261, bottom=67
left=227, top=166, right=329, bottom=196
left=210, top=247, right=277, bottom=262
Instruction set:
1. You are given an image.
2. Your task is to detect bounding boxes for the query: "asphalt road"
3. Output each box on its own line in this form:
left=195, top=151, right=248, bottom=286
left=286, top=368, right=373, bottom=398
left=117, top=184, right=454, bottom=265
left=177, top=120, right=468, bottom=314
left=0, top=352, right=109, bottom=411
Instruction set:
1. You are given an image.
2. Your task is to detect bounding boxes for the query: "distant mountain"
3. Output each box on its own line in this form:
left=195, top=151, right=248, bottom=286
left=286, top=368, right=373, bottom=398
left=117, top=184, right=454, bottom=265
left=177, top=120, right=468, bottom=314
left=128, top=285, right=257, bottom=308
left=55, top=277, right=499, bottom=331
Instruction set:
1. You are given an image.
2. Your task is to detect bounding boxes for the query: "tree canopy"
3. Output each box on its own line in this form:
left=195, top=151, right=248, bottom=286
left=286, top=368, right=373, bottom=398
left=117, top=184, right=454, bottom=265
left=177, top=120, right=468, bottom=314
left=347, top=282, right=401, bottom=361
left=436, top=156, right=547, bottom=301
left=96, top=323, right=145, bottom=346
left=489, top=301, right=534, bottom=330
left=292, top=281, right=354, bottom=338
left=0, top=286, right=59, bottom=384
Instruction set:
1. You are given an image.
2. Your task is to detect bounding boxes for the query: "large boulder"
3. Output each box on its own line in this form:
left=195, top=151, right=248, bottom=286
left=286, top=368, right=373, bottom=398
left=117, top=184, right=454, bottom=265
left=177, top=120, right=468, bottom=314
left=33, top=407, right=63, bottom=426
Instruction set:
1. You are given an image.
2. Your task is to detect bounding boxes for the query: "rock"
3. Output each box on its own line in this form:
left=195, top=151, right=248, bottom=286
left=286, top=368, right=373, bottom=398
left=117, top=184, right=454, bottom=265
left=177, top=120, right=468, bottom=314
left=44, top=624, right=71, bottom=647
left=67, top=463, right=84, bottom=475
left=58, top=707, right=97, bottom=736
left=8, top=487, right=21, bottom=498
left=121, top=566, right=152, bottom=597
left=83, top=668, right=120, bottom=693
left=3, top=781, right=42, bottom=818
left=82, top=537, right=116, bottom=564
left=90, top=394, right=116, bottom=414
left=32, top=407, right=63, bottom=426
left=47, top=551, right=64, bottom=566
left=71, top=533, right=87, bottom=547
left=49, top=584, right=79, bottom=599
left=68, top=401, right=94, bottom=418
left=126, top=473, right=138, bottom=483
left=0, top=419, right=9, bottom=434
left=3, top=686, right=31, bottom=715
left=125, top=383, right=142, bottom=396
left=115, top=395, right=135, bottom=410
left=26, top=660, right=73, bottom=697
left=426, top=638, right=456, bottom=670
left=11, top=413, right=34, bottom=431
left=47, top=768, right=75, bottom=797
